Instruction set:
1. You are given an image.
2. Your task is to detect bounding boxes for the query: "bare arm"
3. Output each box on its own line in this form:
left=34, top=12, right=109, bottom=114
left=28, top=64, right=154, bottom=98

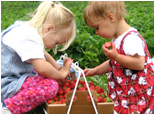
left=83, top=60, right=110, bottom=77
left=30, top=58, right=73, bottom=80
left=94, top=60, right=110, bottom=75
left=44, top=51, right=60, bottom=70
left=115, top=54, right=144, bottom=70
left=103, top=42, right=145, bottom=70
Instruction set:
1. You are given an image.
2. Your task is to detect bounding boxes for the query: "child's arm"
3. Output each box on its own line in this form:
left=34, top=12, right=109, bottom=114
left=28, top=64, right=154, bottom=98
left=103, top=42, right=145, bottom=70
left=30, top=57, right=73, bottom=80
left=115, top=54, right=144, bottom=70
left=94, top=60, right=110, bottom=75
left=44, top=51, right=60, bottom=70
left=83, top=60, right=110, bottom=77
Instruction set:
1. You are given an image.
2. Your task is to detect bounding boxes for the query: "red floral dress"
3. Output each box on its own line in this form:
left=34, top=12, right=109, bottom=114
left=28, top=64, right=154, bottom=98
left=107, top=30, right=154, bottom=114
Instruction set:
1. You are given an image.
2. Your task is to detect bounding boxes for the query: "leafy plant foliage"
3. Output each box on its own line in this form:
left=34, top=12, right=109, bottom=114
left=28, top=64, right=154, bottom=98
left=1, top=1, right=154, bottom=113
left=1, top=0, right=154, bottom=91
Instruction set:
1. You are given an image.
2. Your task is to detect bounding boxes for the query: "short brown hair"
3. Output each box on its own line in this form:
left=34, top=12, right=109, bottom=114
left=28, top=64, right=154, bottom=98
left=84, top=1, right=128, bottom=24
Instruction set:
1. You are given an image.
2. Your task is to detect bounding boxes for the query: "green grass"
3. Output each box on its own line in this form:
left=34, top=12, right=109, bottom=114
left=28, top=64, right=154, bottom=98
left=1, top=1, right=154, bottom=57
left=1, top=1, right=40, bottom=30
left=1, top=1, right=154, bottom=114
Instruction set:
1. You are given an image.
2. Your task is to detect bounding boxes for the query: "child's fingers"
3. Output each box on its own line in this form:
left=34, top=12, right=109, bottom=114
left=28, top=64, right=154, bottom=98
left=63, top=57, right=72, bottom=63
left=64, top=58, right=73, bottom=66
left=102, top=44, right=110, bottom=53
left=68, top=74, right=71, bottom=78
left=80, top=73, right=83, bottom=77
left=65, top=59, right=73, bottom=69
left=83, top=69, right=88, bottom=74
left=81, top=69, right=87, bottom=77
left=84, top=69, right=90, bottom=77
left=111, top=42, right=116, bottom=50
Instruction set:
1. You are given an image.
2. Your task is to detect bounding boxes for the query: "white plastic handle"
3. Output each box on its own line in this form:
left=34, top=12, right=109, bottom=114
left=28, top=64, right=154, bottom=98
left=58, top=54, right=98, bottom=114
left=64, top=54, right=68, bottom=57
left=74, top=62, right=79, bottom=67
left=67, top=62, right=98, bottom=114
left=60, top=53, right=68, bottom=60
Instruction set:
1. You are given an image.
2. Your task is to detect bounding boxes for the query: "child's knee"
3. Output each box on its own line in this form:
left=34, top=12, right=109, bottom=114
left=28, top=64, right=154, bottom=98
left=46, top=79, right=59, bottom=96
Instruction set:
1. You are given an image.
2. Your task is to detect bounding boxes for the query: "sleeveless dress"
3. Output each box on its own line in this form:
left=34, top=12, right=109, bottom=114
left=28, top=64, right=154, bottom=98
left=107, top=30, right=154, bottom=114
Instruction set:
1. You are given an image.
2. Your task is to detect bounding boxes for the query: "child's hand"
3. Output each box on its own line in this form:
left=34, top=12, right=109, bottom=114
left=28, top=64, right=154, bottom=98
left=81, top=68, right=95, bottom=77
left=104, top=42, right=112, bottom=48
left=59, top=57, right=73, bottom=79
left=103, top=42, right=118, bottom=60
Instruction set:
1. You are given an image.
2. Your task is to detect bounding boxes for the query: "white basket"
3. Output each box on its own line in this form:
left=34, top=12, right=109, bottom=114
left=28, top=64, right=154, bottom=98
left=60, top=54, right=98, bottom=114
left=42, top=54, right=98, bottom=114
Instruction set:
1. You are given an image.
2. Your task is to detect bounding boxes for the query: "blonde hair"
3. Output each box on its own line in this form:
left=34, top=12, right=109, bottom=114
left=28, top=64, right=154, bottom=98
left=28, top=1, right=76, bottom=54
left=84, top=1, right=128, bottom=24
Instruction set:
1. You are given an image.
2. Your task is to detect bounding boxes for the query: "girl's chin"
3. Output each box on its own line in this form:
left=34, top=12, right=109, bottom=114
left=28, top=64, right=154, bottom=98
left=46, top=48, right=53, bottom=50
left=45, top=46, right=54, bottom=50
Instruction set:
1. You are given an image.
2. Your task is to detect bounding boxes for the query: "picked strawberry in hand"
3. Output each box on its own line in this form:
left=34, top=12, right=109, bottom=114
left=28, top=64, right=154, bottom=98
left=104, top=42, right=112, bottom=48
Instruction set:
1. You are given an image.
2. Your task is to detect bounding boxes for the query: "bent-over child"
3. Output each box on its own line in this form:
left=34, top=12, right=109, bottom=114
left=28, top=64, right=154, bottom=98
left=1, top=1, right=76, bottom=114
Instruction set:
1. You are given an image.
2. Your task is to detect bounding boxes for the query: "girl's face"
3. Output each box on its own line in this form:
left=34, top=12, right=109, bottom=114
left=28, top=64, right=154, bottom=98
left=43, top=28, right=69, bottom=49
left=87, top=15, right=117, bottom=39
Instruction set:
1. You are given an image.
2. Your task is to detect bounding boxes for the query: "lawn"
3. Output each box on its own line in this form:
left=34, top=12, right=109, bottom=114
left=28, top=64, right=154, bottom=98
left=1, top=1, right=154, bottom=114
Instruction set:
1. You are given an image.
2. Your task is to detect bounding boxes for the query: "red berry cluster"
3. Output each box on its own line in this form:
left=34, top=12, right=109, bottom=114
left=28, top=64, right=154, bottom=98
left=47, top=78, right=112, bottom=105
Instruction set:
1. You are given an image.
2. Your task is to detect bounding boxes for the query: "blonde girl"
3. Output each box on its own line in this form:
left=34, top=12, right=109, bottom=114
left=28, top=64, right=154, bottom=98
left=1, top=1, right=76, bottom=114
left=83, top=1, right=154, bottom=114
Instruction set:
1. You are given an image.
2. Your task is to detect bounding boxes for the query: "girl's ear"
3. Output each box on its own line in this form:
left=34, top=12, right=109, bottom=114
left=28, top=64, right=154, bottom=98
left=45, top=24, right=55, bottom=33
left=107, top=13, right=115, bottom=23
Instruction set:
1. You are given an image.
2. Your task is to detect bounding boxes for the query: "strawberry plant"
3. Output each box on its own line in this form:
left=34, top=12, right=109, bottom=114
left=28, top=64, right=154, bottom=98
left=1, top=1, right=154, bottom=67
left=1, top=1, right=154, bottom=113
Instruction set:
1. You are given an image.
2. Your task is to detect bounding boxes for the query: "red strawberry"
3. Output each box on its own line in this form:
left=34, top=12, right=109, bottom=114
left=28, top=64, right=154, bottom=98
left=58, top=89, right=64, bottom=95
left=61, top=79, right=66, bottom=83
left=90, top=85, right=96, bottom=90
left=61, top=98, right=66, bottom=104
left=99, top=87, right=104, bottom=93
left=64, top=93, right=67, bottom=99
left=95, top=86, right=101, bottom=89
left=88, top=82, right=94, bottom=86
left=63, top=82, right=70, bottom=87
left=74, top=78, right=78, bottom=83
left=64, top=88, right=71, bottom=94
left=100, top=92, right=106, bottom=96
left=73, top=95, right=76, bottom=101
left=70, top=81, right=75, bottom=89
left=78, top=87, right=86, bottom=91
left=70, top=95, right=76, bottom=101
left=104, top=42, right=112, bottom=48
left=87, top=95, right=91, bottom=100
left=53, top=101, right=59, bottom=104
left=58, top=82, right=63, bottom=87
left=79, top=80, right=85, bottom=85
left=97, top=97, right=101, bottom=103
left=59, top=95, right=64, bottom=100
left=47, top=99, right=53, bottom=104
left=96, top=86, right=103, bottom=94
left=53, top=96, right=59, bottom=101
left=62, top=86, right=68, bottom=91
left=103, top=98, right=106, bottom=102
left=83, top=83, right=87, bottom=90
left=99, top=97, right=104, bottom=102
left=65, top=79, right=71, bottom=83
left=58, top=100, right=63, bottom=104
